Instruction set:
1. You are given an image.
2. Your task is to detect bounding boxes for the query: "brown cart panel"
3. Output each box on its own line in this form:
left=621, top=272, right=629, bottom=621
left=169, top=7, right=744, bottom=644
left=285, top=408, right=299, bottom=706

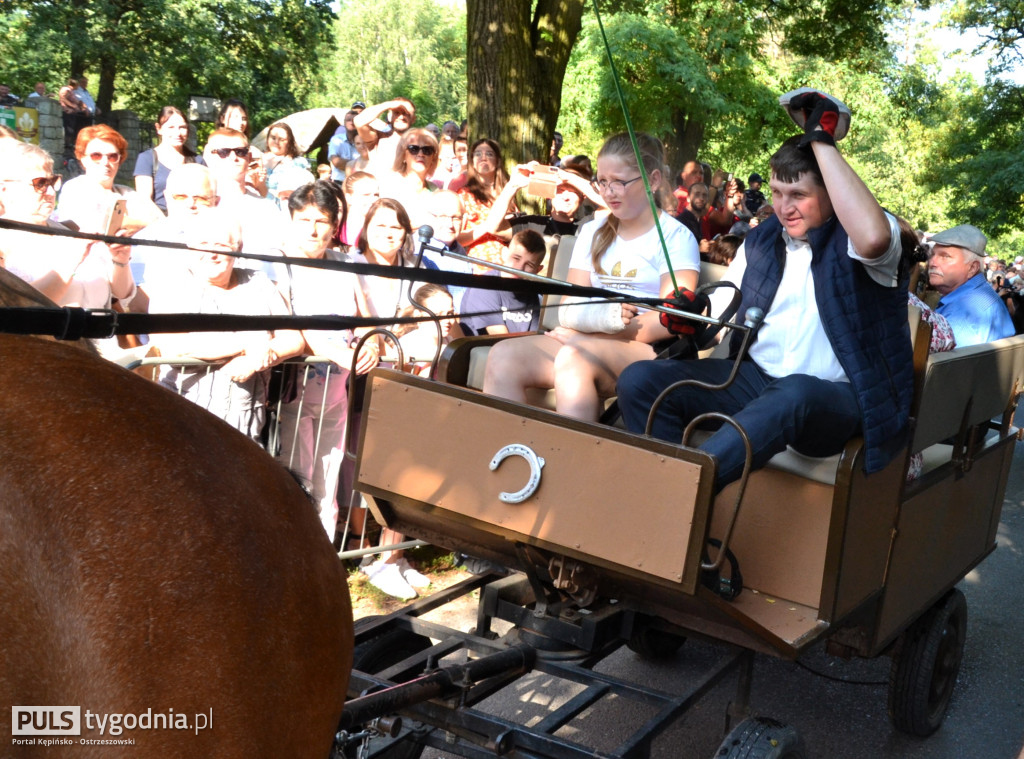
left=357, top=370, right=717, bottom=591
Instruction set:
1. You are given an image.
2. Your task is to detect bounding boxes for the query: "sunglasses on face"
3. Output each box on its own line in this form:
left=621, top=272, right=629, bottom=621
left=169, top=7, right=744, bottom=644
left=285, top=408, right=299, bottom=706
left=88, top=152, right=121, bottom=164
left=209, top=147, right=249, bottom=159
left=406, top=144, right=436, bottom=157
left=1, top=175, right=63, bottom=193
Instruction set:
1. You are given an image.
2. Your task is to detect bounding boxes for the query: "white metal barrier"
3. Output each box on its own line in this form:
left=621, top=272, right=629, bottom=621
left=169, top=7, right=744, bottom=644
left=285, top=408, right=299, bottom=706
left=125, top=354, right=425, bottom=562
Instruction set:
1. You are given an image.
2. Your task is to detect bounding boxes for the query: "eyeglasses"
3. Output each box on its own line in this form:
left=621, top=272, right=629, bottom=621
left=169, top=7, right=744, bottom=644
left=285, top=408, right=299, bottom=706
left=0, top=175, right=63, bottom=194
left=87, top=151, right=121, bottom=164
left=472, top=151, right=497, bottom=160
left=431, top=213, right=462, bottom=223
left=169, top=193, right=215, bottom=206
left=209, top=147, right=249, bottom=159
left=406, top=144, right=436, bottom=157
left=592, top=176, right=643, bottom=195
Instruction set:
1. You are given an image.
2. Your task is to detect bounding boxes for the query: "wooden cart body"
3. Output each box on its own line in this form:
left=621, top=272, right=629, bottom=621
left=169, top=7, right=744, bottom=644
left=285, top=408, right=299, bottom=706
left=356, top=327, right=1024, bottom=660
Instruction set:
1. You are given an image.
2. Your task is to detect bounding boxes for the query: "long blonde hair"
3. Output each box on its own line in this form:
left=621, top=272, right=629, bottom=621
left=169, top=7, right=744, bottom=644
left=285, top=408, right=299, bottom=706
left=590, top=132, right=668, bottom=274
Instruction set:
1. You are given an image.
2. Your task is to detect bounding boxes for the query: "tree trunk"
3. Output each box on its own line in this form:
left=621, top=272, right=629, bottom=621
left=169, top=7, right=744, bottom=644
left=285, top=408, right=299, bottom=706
left=666, top=108, right=705, bottom=171
left=466, top=0, right=586, bottom=169
left=67, top=0, right=89, bottom=80
left=97, top=52, right=117, bottom=120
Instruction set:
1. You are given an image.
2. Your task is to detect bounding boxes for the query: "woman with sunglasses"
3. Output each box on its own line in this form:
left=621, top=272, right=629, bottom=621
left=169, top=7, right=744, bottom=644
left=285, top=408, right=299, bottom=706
left=457, top=138, right=513, bottom=270
left=263, top=121, right=313, bottom=207
left=379, top=128, right=439, bottom=229
left=56, top=125, right=161, bottom=234
left=0, top=141, right=137, bottom=354
left=481, top=132, right=700, bottom=422
left=133, top=106, right=198, bottom=213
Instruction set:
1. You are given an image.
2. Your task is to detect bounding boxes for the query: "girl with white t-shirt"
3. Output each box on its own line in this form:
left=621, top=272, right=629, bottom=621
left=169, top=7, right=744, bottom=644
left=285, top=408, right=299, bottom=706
left=482, top=132, right=700, bottom=421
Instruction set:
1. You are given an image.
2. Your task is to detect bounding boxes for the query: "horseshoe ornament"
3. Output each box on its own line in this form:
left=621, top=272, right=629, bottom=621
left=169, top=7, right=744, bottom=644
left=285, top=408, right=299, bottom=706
left=489, top=444, right=545, bottom=504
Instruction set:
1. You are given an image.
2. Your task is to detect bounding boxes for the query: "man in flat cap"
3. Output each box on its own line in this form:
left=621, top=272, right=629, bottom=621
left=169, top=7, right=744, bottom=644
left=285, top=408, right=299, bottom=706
left=928, top=224, right=1014, bottom=345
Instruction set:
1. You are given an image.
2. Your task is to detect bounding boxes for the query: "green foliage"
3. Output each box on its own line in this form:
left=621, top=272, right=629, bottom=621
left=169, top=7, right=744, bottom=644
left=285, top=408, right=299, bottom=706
left=0, top=11, right=70, bottom=94
left=561, top=0, right=967, bottom=243
left=769, top=0, right=897, bottom=65
left=2, top=0, right=335, bottom=131
left=927, top=79, right=1024, bottom=238
left=319, top=0, right=466, bottom=128
left=947, top=0, right=1024, bottom=74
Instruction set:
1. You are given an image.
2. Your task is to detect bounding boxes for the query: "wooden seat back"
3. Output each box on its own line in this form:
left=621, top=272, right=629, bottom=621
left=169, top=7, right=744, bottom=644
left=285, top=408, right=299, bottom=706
left=912, top=333, right=1024, bottom=452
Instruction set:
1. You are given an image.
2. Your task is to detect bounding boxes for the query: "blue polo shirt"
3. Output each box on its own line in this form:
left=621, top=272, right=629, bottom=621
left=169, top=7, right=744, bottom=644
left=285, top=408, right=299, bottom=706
left=936, top=273, right=1015, bottom=347
left=327, top=127, right=357, bottom=181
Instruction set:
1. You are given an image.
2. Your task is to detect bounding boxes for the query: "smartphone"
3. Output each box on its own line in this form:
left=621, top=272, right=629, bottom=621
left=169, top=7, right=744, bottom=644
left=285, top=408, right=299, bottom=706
left=527, top=165, right=559, bottom=198
left=727, top=172, right=734, bottom=183
left=105, top=198, right=128, bottom=237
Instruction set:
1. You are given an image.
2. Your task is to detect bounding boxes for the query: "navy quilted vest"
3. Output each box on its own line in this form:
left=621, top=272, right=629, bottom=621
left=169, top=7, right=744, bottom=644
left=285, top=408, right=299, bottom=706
left=729, top=215, right=913, bottom=473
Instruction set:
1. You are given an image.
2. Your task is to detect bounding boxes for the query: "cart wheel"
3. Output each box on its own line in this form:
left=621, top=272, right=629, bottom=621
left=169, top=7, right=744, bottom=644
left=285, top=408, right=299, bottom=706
left=888, top=587, right=967, bottom=737
left=714, top=717, right=806, bottom=758
left=626, top=627, right=687, bottom=660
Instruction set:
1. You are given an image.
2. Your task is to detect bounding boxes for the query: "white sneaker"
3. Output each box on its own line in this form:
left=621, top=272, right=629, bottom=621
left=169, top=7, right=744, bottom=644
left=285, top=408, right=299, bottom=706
left=366, top=561, right=417, bottom=600
left=397, top=558, right=431, bottom=589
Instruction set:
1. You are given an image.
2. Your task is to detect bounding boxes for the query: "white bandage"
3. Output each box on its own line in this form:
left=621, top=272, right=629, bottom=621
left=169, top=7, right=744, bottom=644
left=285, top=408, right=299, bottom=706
left=558, top=296, right=626, bottom=334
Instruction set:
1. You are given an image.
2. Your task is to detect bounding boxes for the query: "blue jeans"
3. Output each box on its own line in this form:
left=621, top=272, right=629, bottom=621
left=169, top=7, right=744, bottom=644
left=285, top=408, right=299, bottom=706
left=617, top=358, right=862, bottom=491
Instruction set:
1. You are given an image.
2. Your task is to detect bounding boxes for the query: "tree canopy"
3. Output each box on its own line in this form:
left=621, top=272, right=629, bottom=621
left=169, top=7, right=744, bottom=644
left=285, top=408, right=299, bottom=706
left=2, top=0, right=335, bottom=128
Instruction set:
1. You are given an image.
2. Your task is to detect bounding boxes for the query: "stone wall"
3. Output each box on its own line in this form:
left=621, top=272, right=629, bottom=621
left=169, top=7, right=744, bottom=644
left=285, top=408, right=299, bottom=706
left=31, top=101, right=147, bottom=185
left=33, top=98, right=64, bottom=163
left=106, top=110, right=144, bottom=185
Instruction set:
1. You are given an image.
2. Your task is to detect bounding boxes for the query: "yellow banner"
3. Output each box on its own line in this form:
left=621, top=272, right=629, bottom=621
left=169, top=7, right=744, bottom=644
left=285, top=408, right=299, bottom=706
left=0, top=106, right=40, bottom=144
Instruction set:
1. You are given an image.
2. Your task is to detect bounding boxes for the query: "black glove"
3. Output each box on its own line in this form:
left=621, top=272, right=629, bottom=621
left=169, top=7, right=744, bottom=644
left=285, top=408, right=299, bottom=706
left=790, top=91, right=840, bottom=148
left=659, top=287, right=710, bottom=337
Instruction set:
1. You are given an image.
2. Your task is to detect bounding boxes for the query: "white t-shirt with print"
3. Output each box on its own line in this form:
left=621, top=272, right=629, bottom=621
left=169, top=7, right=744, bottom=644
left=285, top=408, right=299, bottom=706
left=569, top=212, right=699, bottom=300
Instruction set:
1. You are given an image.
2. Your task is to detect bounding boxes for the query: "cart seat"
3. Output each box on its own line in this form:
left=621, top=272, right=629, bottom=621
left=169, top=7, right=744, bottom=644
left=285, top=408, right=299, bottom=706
left=448, top=261, right=733, bottom=408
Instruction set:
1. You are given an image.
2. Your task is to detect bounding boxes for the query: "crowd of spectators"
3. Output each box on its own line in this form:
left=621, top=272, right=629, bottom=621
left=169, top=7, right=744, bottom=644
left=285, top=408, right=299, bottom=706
left=0, top=88, right=1018, bottom=598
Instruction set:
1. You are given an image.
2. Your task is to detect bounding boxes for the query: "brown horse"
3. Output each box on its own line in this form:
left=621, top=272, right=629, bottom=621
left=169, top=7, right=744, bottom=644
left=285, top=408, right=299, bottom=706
left=0, top=330, right=353, bottom=756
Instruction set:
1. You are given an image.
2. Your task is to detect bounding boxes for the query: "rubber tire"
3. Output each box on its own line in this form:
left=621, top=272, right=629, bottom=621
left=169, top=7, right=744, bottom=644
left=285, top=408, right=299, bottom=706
left=888, top=587, right=967, bottom=737
left=714, top=717, right=806, bottom=758
left=344, top=624, right=434, bottom=759
left=626, top=626, right=687, bottom=660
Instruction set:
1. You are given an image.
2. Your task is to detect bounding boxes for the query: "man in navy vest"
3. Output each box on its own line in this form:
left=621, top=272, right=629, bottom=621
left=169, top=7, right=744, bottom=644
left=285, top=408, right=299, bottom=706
left=617, top=92, right=913, bottom=492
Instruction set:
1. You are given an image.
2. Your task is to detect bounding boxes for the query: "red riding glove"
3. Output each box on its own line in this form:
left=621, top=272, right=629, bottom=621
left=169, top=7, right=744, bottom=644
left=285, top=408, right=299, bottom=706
left=659, top=287, right=710, bottom=337
left=790, top=91, right=840, bottom=148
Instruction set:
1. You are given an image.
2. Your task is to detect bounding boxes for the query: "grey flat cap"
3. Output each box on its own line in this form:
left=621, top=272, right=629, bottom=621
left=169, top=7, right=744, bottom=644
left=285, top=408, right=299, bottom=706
left=930, top=224, right=987, bottom=257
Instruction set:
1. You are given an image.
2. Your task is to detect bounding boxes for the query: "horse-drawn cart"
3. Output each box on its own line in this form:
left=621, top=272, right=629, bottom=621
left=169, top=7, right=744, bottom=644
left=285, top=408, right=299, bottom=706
left=339, top=316, right=1024, bottom=758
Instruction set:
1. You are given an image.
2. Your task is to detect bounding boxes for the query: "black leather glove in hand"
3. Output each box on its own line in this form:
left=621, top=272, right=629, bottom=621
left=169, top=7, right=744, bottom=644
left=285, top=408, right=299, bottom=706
left=659, top=287, right=710, bottom=337
left=790, top=91, right=840, bottom=148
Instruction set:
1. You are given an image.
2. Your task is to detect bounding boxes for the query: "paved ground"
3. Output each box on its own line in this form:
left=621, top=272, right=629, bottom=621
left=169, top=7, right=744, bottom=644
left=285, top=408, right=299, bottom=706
left=398, top=441, right=1024, bottom=759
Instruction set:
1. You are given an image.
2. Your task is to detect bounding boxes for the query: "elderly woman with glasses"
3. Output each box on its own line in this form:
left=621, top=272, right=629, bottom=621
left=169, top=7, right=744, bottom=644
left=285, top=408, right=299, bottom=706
left=0, top=141, right=137, bottom=329
left=56, top=124, right=162, bottom=234
left=379, top=128, right=439, bottom=229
